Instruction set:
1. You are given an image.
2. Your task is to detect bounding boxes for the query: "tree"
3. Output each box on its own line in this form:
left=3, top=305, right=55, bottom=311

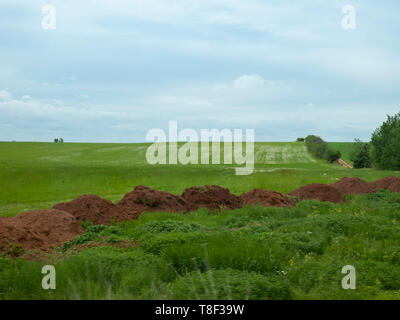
left=296, top=137, right=305, bottom=142
left=371, top=112, right=400, bottom=170
left=350, top=139, right=371, bottom=168
left=325, top=148, right=341, bottom=163
left=305, top=135, right=327, bottom=159
left=54, top=138, right=58, bottom=143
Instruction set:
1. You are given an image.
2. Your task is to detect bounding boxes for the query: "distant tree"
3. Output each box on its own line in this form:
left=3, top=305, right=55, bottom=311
left=59, top=138, right=64, bottom=143
left=305, top=135, right=327, bottom=158
left=305, top=135, right=341, bottom=163
left=54, top=138, right=59, bottom=143
left=296, top=137, right=305, bottom=142
left=325, top=148, right=341, bottom=163
left=350, top=139, right=371, bottom=168
left=371, top=112, right=400, bottom=170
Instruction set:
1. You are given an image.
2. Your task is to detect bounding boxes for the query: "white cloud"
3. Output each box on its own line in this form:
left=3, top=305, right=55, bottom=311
left=0, top=90, right=12, bottom=101
left=233, top=74, right=265, bottom=89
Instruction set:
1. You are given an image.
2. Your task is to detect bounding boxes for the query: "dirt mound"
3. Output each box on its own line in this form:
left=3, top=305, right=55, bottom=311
left=117, top=185, right=190, bottom=218
left=370, top=176, right=400, bottom=192
left=330, top=177, right=372, bottom=195
left=181, top=185, right=243, bottom=211
left=53, top=194, right=120, bottom=225
left=240, top=189, right=295, bottom=208
left=287, top=183, right=343, bottom=203
left=0, top=209, right=82, bottom=254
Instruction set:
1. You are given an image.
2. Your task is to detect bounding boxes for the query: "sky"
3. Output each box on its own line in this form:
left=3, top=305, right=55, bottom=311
left=0, top=0, right=399, bottom=142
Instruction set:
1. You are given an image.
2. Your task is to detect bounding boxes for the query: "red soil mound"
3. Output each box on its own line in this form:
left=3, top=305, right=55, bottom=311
left=240, top=189, right=295, bottom=208
left=0, top=209, right=82, bottom=254
left=117, top=185, right=190, bottom=218
left=330, top=177, right=373, bottom=195
left=370, top=176, right=400, bottom=192
left=181, top=185, right=243, bottom=211
left=53, top=194, right=120, bottom=225
left=287, top=183, right=343, bottom=203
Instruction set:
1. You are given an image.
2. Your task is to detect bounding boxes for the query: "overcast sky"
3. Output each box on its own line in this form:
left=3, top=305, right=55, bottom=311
left=0, top=0, right=399, bottom=142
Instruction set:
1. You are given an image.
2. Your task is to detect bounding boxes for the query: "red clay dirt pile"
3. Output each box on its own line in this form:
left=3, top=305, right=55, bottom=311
left=287, top=183, right=343, bottom=203
left=117, top=185, right=190, bottom=218
left=53, top=194, right=120, bottom=225
left=330, top=177, right=373, bottom=195
left=0, top=209, right=82, bottom=254
left=240, top=189, right=295, bottom=208
left=181, top=185, right=243, bottom=211
left=370, top=176, right=400, bottom=192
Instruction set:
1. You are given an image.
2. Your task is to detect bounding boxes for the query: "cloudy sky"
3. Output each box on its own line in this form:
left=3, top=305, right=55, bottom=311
left=0, top=0, right=399, bottom=142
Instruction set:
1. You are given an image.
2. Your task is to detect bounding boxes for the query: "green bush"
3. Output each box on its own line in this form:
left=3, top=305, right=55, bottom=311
left=305, top=135, right=341, bottom=163
left=325, top=148, right=341, bottom=163
left=350, top=139, right=372, bottom=168
left=371, top=112, right=400, bottom=170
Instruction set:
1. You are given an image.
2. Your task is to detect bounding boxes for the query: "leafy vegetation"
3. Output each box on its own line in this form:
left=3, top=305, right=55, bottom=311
left=2, top=191, right=400, bottom=299
left=305, top=135, right=341, bottom=163
left=371, top=112, right=400, bottom=170
left=350, top=139, right=372, bottom=169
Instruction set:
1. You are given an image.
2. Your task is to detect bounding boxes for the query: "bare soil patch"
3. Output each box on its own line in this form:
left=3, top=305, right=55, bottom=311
left=0, top=209, right=82, bottom=255
left=288, top=183, right=343, bottom=203
left=240, top=189, right=295, bottom=208
left=181, top=185, right=243, bottom=211
left=53, top=195, right=120, bottom=225
left=370, top=176, right=400, bottom=192
left=117, top=185, right=190, bottom=218
left=331, top=177, right=372, bottom=195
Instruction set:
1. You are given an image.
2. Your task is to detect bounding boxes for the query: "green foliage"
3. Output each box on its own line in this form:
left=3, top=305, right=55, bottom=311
left=371, top=112, right=400, bottom=170
left=4, top=196, right=400, bottom=299
left=168, top=268, right=291, bottom=300
left=305, top=135, right=341, bottom=163
left=325, top=148, right=341, bottom=163
left=305, top=135, right=327, bottom=158
left=350, top=139, right=372, bottom=168
left=138, top=220, right=202, bottom=234
left=296, top=137, right=305, bottom=142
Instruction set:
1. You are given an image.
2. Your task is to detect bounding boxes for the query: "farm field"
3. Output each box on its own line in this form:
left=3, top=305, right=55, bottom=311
left=1, top=141, right=400, bottom=300
left=0, top=141, right=397, bottom=217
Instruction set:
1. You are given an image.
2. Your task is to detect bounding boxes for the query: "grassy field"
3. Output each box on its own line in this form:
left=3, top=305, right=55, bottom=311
left=0, top=141, right=398, bottom=217
left=1, top=141, right=400, bottom=300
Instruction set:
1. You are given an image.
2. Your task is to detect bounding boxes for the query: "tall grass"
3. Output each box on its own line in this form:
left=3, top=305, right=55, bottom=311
left=2, top=191, right=400, bottom=299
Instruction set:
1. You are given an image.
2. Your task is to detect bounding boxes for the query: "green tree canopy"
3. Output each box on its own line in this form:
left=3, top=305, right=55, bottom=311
left=371, top=112, right=400, bottom=170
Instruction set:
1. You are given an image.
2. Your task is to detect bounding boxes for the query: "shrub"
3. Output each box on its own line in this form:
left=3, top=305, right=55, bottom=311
left=305, top=135, right=341, bottom=163
left=325, top=148, right=341, bottom=163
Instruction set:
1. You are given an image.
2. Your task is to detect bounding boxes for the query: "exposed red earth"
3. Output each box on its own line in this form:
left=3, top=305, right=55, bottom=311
left=240, top=189, right=295, bottom=208
left=287, top=183, right=343, bottom=203
left=53, top=195, right=120, bottom=225
left=181, top=185, right=242, bottom=211
left=1, top=177, right=400, bottom=256
left=0, top=209, right=82, bottom=254
left=331, top=177, right=373, bottom=195
left=370, top=176, right=400, bottom=192
left=117, top=185, right=191, bottom=218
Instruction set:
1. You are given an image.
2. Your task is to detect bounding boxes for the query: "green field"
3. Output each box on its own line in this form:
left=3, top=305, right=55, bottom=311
left=1, top=141, right=400, bottom=300
left=0, top=141, right=397, bottom=217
